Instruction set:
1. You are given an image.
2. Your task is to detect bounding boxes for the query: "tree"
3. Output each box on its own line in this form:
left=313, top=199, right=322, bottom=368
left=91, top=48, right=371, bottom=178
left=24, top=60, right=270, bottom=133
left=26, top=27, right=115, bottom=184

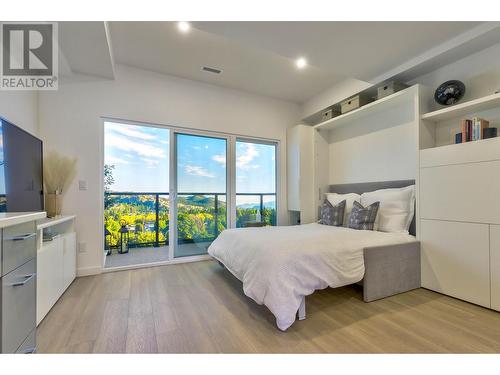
left=104, top=164, right=115, bottom=209
left=104, top=164, right=115, bottom=192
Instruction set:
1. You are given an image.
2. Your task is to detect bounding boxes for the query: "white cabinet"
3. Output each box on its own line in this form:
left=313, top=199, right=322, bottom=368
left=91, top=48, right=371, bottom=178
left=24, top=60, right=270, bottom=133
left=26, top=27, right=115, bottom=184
left=287, top=125, right=315, bottom=223
left=287, top=125, right=329, bottom=224
left=420, top=160, right=500, bottom=224
left=420, top=219, right=490, bottom=307
left=37, top=237, right=63, bottom=324
left=62, top=232, right=76, bottom=291
left=36, top=216, right=77, bottom=325
left=420, top=139, right=500, bottom=310
left=491, top=225, right=500, bottom=311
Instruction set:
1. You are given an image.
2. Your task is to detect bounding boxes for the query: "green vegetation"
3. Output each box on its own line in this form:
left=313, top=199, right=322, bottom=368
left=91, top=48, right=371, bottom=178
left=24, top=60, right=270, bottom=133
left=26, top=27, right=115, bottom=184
left=103, top=163, right=276, bottom=249
left=104, top=194, right=276, bottom=248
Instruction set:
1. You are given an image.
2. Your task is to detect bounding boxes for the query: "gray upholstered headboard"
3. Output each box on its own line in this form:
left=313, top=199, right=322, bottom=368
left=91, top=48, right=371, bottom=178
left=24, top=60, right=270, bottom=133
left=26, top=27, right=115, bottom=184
left=329, top=179, right=416, bottom=236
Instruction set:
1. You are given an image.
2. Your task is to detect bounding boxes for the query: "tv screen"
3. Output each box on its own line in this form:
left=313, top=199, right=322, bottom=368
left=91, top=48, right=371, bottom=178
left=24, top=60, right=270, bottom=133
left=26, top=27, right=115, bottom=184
left=0, top=118, right=43, bottom=212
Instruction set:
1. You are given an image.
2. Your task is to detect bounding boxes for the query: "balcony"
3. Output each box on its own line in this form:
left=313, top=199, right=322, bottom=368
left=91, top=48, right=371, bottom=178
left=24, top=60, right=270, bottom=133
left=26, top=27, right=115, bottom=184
left=104, top=191, right=276, bottom=264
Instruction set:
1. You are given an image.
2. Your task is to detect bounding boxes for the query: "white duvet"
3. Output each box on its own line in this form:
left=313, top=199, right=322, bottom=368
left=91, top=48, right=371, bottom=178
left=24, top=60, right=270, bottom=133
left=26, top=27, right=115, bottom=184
left=208, top=223, right=416, bottom=331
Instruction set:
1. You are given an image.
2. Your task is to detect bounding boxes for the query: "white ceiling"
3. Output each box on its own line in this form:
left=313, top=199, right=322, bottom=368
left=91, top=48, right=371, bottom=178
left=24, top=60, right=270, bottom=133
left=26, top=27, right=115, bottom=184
left=194, top=22, right=482, bottom=81
left=108, top=22, right=343, bottom=103
left=59, top=21, right=496, bottom=103
left=59, top=22, right=115, bottom=79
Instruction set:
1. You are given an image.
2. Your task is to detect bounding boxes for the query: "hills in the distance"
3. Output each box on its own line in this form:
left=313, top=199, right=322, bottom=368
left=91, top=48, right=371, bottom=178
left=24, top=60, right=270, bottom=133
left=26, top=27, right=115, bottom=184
left=106, top=192, right=275, bottom=210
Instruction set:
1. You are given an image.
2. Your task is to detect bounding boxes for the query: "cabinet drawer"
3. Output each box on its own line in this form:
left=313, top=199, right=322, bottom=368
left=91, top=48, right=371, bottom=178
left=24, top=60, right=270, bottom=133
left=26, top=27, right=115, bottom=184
left=420, top=160, right=500, bottom=224
left=15, top=329, right=36, bottom=354
left=2, top=221, right=36, bottom=276
left=420, top=219, right=490, bottom=307
left=1, top=258, right=36, bottom=353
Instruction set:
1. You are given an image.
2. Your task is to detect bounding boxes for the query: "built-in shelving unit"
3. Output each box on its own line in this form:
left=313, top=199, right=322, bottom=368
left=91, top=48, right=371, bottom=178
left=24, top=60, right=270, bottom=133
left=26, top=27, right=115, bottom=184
left=421, top=92, right=500, bottom=122
left=419, top=91, right=500, bottom=151
left=418, top=89, right=500, bottom=312
left=313, top=86, right=416, bottom=131
left=298, top=78, right=500, bottom=314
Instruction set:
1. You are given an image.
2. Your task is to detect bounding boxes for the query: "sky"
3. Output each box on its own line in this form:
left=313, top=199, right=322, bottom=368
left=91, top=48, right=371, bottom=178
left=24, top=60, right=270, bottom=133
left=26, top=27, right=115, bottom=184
left=104, top=121, right=276, bottom=200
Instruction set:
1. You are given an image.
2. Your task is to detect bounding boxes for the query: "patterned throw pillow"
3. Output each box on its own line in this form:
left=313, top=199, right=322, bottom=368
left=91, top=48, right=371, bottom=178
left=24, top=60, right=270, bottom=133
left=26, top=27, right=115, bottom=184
left=319, top=199, right=346, bottom=226
left=348, top=201, right=380, bottom=230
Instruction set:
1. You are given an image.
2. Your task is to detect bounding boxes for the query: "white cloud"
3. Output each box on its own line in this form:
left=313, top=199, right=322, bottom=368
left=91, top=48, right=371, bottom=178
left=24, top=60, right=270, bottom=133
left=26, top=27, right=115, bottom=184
left=106, top=133, right=166, bottom=159
left=106, top=155, right=130, bottom=165
left=106, top=122, right=157, bottom=141
left=212, top=154, right=226, bottom=166
left=237, top=143, right=259, bottom=170
left=140, top=157, right=160, bottom=168
left=185, top=165, right=215, bottom=178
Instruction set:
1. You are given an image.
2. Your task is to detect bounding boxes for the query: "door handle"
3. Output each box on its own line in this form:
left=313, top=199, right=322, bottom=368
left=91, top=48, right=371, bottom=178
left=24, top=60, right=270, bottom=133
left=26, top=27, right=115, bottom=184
left=9, top=233, right=36, bottom=241
left=9, top=273, right=36, bottom=287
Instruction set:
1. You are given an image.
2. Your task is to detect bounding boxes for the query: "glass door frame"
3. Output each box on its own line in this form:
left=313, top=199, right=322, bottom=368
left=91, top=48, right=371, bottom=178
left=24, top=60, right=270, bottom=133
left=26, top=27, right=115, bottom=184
left=169, top=128, right=232, bottom=260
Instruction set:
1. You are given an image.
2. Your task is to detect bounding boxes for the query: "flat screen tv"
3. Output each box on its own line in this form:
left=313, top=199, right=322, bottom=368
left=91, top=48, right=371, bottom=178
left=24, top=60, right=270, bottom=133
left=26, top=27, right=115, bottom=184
left=0, top=117, right=44, bottom=212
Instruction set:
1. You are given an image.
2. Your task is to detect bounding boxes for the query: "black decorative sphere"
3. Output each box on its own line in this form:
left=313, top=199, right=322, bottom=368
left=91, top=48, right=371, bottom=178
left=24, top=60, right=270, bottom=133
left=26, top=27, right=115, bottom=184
left=434, top=80, right=466, bottom=106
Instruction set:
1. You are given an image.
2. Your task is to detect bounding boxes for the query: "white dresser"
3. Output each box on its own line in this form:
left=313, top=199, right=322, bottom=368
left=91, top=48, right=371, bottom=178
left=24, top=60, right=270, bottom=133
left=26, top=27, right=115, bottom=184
left=0, top=212, right=46, bottom=353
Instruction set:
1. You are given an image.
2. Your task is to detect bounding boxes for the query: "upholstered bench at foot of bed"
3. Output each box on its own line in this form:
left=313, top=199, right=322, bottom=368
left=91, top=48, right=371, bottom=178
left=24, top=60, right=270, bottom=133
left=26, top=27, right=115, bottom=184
left=362, top=241, right=421, bottom=302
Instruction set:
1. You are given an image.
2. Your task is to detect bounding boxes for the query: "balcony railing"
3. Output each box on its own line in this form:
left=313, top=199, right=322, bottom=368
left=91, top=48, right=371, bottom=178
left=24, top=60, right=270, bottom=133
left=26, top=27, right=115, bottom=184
left=104, top=191, right=276, bottom=250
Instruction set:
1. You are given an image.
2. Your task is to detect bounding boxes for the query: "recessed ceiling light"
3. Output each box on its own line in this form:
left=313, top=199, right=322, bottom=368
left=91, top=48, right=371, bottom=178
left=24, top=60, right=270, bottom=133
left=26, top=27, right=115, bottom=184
left=296, top=57, right=307, bottom=69
left=177, top=21, right=191, bottom=33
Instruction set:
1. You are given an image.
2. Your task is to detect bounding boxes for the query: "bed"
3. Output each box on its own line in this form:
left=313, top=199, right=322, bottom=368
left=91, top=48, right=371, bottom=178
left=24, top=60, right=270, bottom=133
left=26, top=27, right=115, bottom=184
left=208, top=180, right=420, bottom=331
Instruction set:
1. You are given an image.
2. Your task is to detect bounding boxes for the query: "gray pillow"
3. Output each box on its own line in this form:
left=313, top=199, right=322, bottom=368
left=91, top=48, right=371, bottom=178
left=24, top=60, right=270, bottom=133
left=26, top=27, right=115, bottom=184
left=348, top=201, right=380, bottom=230
left=319, top=199, right=346, bottom=226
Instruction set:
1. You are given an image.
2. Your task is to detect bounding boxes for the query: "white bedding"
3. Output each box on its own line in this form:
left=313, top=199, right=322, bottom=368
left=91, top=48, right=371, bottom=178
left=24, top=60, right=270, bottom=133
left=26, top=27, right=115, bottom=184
left=208, top=223, right=416, bottom=331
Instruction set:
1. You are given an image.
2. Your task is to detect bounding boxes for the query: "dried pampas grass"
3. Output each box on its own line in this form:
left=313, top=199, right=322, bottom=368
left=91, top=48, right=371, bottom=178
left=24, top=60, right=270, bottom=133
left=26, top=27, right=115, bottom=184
left=44, top=151, right=78, bottom=194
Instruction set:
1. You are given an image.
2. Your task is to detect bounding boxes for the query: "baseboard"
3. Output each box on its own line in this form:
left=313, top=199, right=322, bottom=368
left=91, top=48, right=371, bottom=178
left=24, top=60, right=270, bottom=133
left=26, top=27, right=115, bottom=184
left=76, top=265, right=103, bottom=277
left=101, top=254, right=212, bottom=273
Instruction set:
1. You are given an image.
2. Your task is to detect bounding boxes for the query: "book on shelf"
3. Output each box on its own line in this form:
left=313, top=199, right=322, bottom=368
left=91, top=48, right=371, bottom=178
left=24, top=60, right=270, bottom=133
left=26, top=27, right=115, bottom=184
left=460, top=117, right=489, bottom=142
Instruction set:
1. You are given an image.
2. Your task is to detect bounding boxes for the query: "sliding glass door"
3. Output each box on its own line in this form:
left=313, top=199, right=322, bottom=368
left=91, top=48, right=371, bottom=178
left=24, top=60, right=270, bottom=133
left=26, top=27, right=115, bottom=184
left=103, top=121, right=170, bottom=268
left=235, top=139, right=277, bottom=228
left=104, top=120, right=278, bottom=266
left=173, top=132, right=228, bottom=257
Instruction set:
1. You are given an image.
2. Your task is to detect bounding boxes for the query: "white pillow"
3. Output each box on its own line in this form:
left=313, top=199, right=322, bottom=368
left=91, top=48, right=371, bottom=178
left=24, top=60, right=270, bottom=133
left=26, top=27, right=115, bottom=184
left=360, top=185, right=415, bottom=233
left=326, top=192, right=361, bottom=227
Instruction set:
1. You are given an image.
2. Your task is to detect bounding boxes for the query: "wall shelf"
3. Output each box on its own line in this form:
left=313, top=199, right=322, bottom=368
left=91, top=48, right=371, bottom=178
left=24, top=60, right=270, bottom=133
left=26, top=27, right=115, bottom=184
left=313, top=86, right=417, bottom=131
left=37, top=214, right=76, bottom=230
left=421, top=92, right=500, bottom=122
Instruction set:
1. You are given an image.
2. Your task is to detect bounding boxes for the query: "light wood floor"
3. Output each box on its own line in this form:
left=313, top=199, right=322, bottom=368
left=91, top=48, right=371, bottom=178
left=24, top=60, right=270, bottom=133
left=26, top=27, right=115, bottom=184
left=37, top=260, right=500, bottom=353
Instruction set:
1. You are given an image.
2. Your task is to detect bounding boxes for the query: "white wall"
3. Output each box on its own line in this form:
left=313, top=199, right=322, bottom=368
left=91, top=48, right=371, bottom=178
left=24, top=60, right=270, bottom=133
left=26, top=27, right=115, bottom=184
left=328, top=101, right=416, bottom=184
left=38, top=64, right=300, bottom=275
left=0, top=91, right=39, bottom=136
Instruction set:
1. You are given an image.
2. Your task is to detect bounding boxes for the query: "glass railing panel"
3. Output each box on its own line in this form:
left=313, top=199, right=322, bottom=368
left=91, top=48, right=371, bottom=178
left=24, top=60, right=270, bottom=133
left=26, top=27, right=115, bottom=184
left=236, top=194, right=260, bottom=228
left=104, top=193, right=169, bottom=251
left=175, top=193, right=227, bottom=257
left=263, top=194, right=277, bottom=226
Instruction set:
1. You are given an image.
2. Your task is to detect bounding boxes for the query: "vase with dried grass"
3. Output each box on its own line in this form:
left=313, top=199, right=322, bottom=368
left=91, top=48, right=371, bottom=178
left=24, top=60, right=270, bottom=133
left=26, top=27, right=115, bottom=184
left=44, top=151, right=77, bottom=218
